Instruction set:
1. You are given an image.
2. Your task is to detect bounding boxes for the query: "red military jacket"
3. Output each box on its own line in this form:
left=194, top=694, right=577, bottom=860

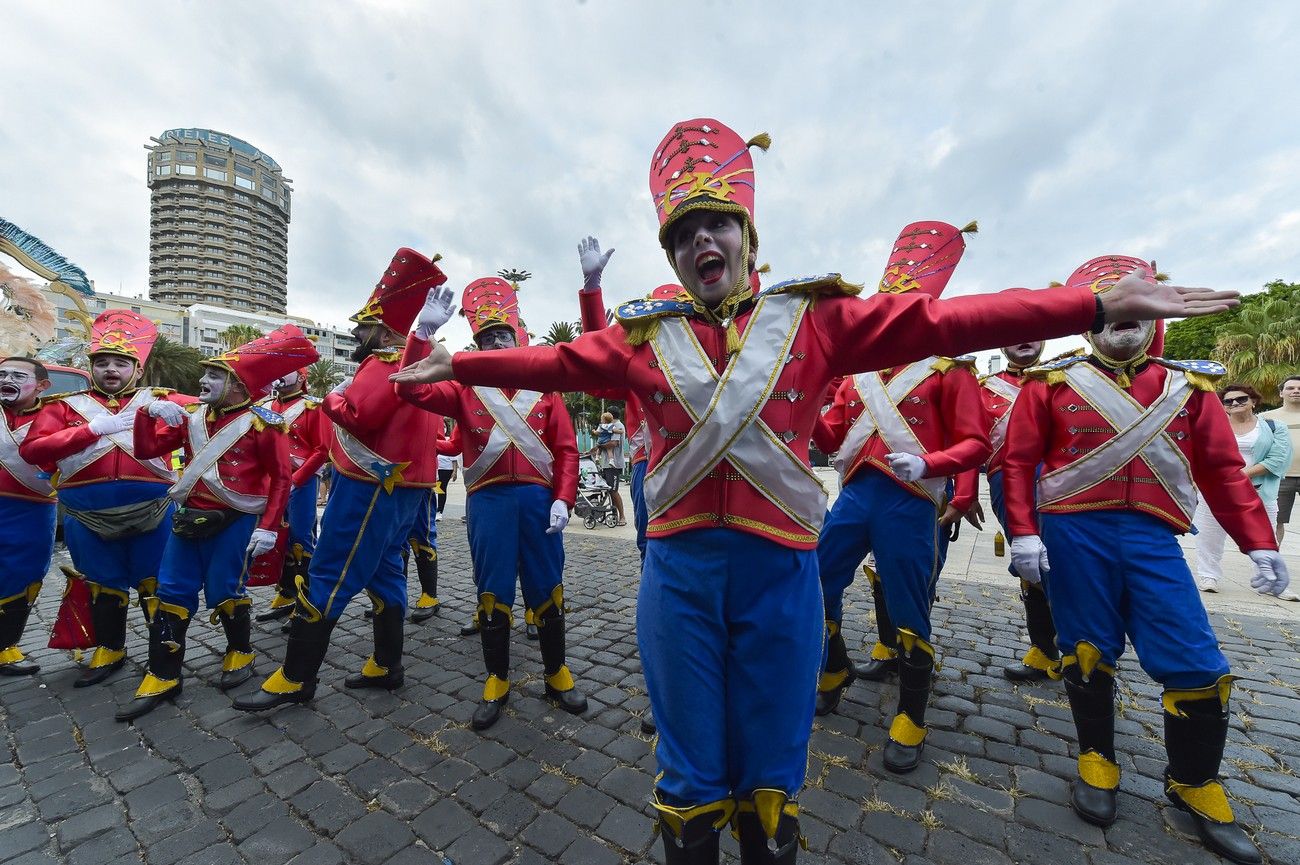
left=814, top=359, right=991, bottom=513
left=21, top=387, right=192, bottom=488
left=324, top=348, right=441, bottom=489
left=397, top=337, right=578, bottom=507
left=1003, top=356, right=1278, bottom=551
left=450, top=277, right=1097, bottom=549
left=269, top=391, right=332, bottom=488
left=0, top=405, right=55, bottom=505
left=980, top=369, right=1023, bottom=477
left=579, top=284, right=650, bottom=466
left=134, top=402, right=291, bottom=532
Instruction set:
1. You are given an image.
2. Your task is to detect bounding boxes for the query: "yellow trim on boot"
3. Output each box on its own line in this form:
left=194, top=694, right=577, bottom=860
left=545, top=666, right=575, bottom=692
left=483, top=674, right=510, bottom=701
left=651, top=795, right=735, bottom=839
left=87, top=647, right=126, bottom=669
left=209, top=597, right=250, bottom=624
left=889, top=712, right=928, bottom=747
left=409, top=540, right=436, bottom=556
left=290, top=542, right=306, bottom=563
left=1022, top=645, right=1056, bottom=673
left=870, top=641, right=898, bottom=661
left=1163, top=675, right=1236, bottom=717
left=476, top=593, right=514, bottom=626
left=268, top=594, right=296, bottom=610
left=819, top=668, right=850, bottom=692
left=137, top=576, right=158, bottom=597
left=0, top=647, right=27, bottom=665
left=260, top=667, right=304, bottom=695
left=222, top=651, right=255, bottom=673
left=1056, top=642, right=1115, bottom=681
left=1078, top=751, right=1120, bottom=790
left=735, top=789, right=800, bottom=843
left=863, top=563, right=880, bottom=586
left=896, top=628, right=934, bottom=659
left=533, top=585, right=564, bottom=619
left=90, top=583, right=131, bottom=606
left=1167, top=779, right=1235, bottom=823
left=0, top=582, right=41, bottom=607
left=415, top=593, right=439, bottom=610
left=134, top=672, right=179, bottom=698
left=294, top=575, right=322, bottom=623
left=26, top=581, right=41, bottom=603
left=360, top=656, right=389, bottom=678
left=364, top=590, right=385, bottom=616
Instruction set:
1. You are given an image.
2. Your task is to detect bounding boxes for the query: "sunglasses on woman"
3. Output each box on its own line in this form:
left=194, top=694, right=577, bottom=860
left=1222, top=396, right=1251, bottom=406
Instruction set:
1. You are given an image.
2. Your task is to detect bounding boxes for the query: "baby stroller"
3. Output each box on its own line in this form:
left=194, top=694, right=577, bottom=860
left=574, top=457, right=619, bottom=529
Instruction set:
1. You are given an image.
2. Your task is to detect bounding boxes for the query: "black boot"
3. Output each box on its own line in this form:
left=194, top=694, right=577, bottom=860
left=471, top=597, right=512, bottom=731
left=855, top=565, right=898, bottom=681
left=1164, top=680, right=1261, bottom=865
left=410, top=550, right=440, bottom=623
left=815, top=619, right=855, bottom=716
left=233, top=615, right=337, bottom=711
left=735, top=790, right=803, bottom=864
left=257, top=553, right=300, bottom=621
left=654, top=796, right=732, bottom=865
left=1004, top=582, right=1060, bottom=681
left=459, top=618, right=480, bottom=636
left=116, top=605, right=189, bottom=722
left=136, top=576, right=158, bottom=626
left=76, top=584, right=129, bottom=687
left=525, top=607, right=540, bottom=641
left=0, top=584, right=42, bottom=676
left=215, top=599, right=255, bottom=690
left=535, top=588, right=587, bottom=715
left=346, top=596, right=404, bottom=690
left=883, top=630, right=933, bottom=774
left=1062, top=653, right=1119, bottom=827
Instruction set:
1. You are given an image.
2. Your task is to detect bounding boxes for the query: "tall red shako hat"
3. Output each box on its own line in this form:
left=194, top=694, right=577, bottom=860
left=462, top=277, right=529, bottom=347
left=351, top=248, right=448, bottom=335
left=1067, top=254, right=1165, bottom=355
left=88, top=310, right=159, bottom=366
left=204, top=323, right=320, bottom=398
left=877, top=221, right=977, bottom=298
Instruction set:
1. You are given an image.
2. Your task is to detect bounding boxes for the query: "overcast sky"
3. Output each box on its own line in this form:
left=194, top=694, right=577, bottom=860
left=3, top=1, right=1299, bottom=360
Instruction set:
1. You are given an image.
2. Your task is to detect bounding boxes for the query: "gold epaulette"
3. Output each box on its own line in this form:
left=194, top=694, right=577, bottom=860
left=932, top=355, right=978, bottom=374
left=1153, top=357, right=1226, bottom=392
left=150, top=387, right=174, bottom=397
left=371, top=348, right=402, bottom=364
left=249, top=404, right=288, bottom=432
left=1024, top=354, right=1089, bottom=385
left=763, top=274, right=863, bottom=298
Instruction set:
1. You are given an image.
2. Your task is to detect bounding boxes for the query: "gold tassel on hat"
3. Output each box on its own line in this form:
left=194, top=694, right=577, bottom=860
left=746, top=132, right=771, bottom=151
left=960, top=220, right=979, bottom=234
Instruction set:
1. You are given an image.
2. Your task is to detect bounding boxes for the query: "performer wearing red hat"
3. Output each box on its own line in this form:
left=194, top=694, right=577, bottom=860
left=256, top=366, right=331, bottom=624
left=392, top=118, right=1239, bottom=864
left=0, top=357, right=56, bottom=676
left=396, top=274, right=585, bottom=731
left=235, top=250, right=445, bottom=712
left=21, top=311, right=192, bottom=687
left=115, top=325, right=310, bottom=720
left=1003, top=256, right=1287, bottom=864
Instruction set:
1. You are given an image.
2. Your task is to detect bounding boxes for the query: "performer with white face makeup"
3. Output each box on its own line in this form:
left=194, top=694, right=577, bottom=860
left=21, top=311, right=192, bottom=687
left=1003, top=256, right=1287, bottom=865
left=0, top=357, right=54, bottom=676
left=115, top=325, right=310, bottom=720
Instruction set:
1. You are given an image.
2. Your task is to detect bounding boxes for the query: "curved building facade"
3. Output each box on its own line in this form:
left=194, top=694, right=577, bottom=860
left=146, top=128, right=291, bottom=315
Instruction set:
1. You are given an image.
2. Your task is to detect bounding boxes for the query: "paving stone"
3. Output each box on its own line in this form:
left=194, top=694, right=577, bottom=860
left=454, top=774, right=509, bottom=814
left=336, top=809, right=416, bottom=865
left=521, top=811, right=582, bottom=859
left=444, top=825, right=513, bottom=865
left=64, top=827, right=139, bottom=865
left=559, top=835, right=623, bottom=865
left=556, top=783, right=618, bottom=830
left=1016, top=796, right=1106, bottom=846
left=143, top=818, right=225, bottom=865
left=237, top=819, right=319, bottom=865
left=924, top=827, right=1014, bottom=865
left=480, top=790, right=538, bottom=838
left=52, top=802, right=125, bottom=848
left=0, top=819, right=51, bottom=859
left=594, top=802, right=654, bottom=854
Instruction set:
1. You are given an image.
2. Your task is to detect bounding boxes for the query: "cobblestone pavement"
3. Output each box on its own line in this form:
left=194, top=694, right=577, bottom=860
left=3, top=495, right=1299, bottom=864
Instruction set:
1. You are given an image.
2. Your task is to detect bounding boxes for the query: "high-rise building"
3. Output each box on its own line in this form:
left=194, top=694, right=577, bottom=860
left=145, top=128, right=291, bottom=315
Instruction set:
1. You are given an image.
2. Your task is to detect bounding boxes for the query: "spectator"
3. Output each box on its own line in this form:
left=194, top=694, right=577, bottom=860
left=1262, top=374, right=1300, bottom=543
left=593, top=408, right=627, bottom=526
left=1194, top=383, right=1294, bottom=596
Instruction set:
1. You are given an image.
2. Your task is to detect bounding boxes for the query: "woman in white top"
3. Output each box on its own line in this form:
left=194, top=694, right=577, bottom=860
left=1195, top=383, right=1295, bottom=595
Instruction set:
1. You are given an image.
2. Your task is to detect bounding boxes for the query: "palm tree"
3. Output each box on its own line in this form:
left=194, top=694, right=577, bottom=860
left=541, top=321, right=579, bottom=345
left=142, top=335, right=205, bottom=395
left=219, top=323, right=264, bottom=350
left=1212, top=298, right=1300, bottom=399
left=305, top=359, right=344, bottom=397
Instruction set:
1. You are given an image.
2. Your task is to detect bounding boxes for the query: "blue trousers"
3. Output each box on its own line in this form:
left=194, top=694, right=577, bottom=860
left=406, top=488, right=438, bottom=552
left=285, top=478, right=319, bottom=557
left=630, top=461, right=648, bottom=566
left=465, top=483, right=562, bottom=610
left=818, top=470, right=942, bottom=639
left=0, top=498, right=56, bottom=597
left=156, top=512, right=256, bottom=615
left=640, top=528, right=823, bottom=805
left=59, top=481, right=175, bottom=592
left=1040, top=510, right=1229, bottom=689
left=306, top=474, right=426, bottom=619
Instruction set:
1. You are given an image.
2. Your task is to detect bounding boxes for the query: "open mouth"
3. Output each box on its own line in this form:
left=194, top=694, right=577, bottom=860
left=695, top=251, right=725, bottom=286
left=1113, top=321, right=1140, bottom=332
left=0, top=385, right=19, bottom=400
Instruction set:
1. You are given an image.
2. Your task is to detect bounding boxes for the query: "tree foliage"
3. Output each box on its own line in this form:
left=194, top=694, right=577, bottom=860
left=1212, top=296, right=1300, bottom=402
left=142, top=335, right=205, bottom=395
left=218, top=323, right=264, bottom=350
left=305, top=359, right=344, bottom=397
left=541, top=320, right=580, bottom=346
left=1164, top=280, right=1298, bottom=360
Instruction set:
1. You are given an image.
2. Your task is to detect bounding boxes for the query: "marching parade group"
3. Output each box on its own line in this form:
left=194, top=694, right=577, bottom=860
left=0, top=116, right=1292, bottom=865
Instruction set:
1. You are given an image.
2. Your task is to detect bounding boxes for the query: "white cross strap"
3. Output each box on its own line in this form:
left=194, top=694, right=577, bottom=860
left=644, top=292, right=826, bottom=533
left=982, top=375, right=1022, bottom=460
left=58, top=391, right=177, bottom=483
left=838, top=362, right=947, bottom=504
left=462, top=387, right=554, bottom=489
left=0, top=413, right=52, bottom=497
left=169, top=409, right=267, bottom=513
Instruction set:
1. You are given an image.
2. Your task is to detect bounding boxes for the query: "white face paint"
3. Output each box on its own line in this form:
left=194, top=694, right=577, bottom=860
left=1089, top=320, right=1155, bottom=362
left=91, top=356, right=138, bottom=395
left=0, top=361, right=47, bottom=409
left=273, top=371, right=301, bottom=396
left=198, top=369, right=229, bottom=405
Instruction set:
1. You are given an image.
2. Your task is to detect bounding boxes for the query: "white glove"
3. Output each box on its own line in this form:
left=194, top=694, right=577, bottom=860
left=414, top=285, right=457, bottom=340
left=89, top=411, right=135, bottom=436
left=885, top=452, right=928, bottom=482
left=1010, top=535, right=1050, bottom=585
left=546, top=499, right=570, bottom=534
left=146, top=399, right=187, bottom=428
left=578, top=236, right=615, bottom=291
left=246, top=528, right=278, bottom=558
left=331, top=376, right=353, bottom=395
left=1249, top=550, right=1291, bottom=596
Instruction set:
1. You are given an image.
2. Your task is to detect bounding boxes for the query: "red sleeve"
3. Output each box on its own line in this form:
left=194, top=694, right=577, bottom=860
left=950, top=467, right=979, bottom=514
left=922, top=367, right=992, bottom=479
left=291, top=408, right=332, bottom=487
left=452, top=326, right=633, bottom=394
left=257, top=424, right=292, bottom=532
left=132, top=408, right=187, bottom=460
left=1187, top=389, right=1279, bottom=551
left=1002, top=380, right=1051, bottom=537
left=18, top=402, right=99, bottom=468
left=435, top=425, right=462, bottom=456
left=395, top=337, right=465, bottom=416
left=322, top=357, right=397, bottom=436
left=578, top=287, right=608, bottom=334
left=813, top=286, right=1097, bottom=377
left=546, top=393, right=579, bottom=507
left=813, top=379, right=853, bottom=453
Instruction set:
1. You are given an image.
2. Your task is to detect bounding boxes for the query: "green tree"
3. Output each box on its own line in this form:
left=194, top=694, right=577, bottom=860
left=305, top=359, right=344, bottom=397
left=218, top=323, right=264, bottom=350
left=1164, top=279, right=1299, bottom=360
left=1212, top=297, right=1300, bottom=402
left=541, top=321, right=579, bottom=346
left=142, top=335, right=205, bottom=395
